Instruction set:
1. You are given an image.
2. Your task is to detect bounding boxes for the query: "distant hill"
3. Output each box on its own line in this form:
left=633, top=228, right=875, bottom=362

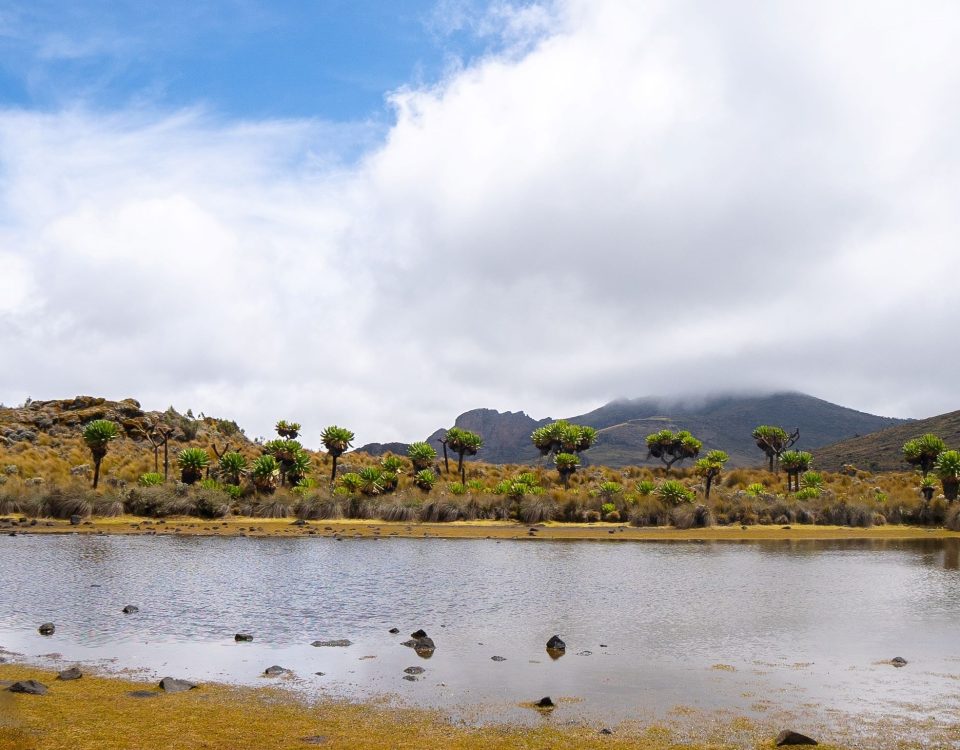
left=357, top=392, right=907, bottom=468
left=815, top=409, right=960, bottom=472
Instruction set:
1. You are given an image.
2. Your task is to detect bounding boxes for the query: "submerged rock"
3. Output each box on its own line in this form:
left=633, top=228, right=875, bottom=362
left=402, top=674, right=418, bottom=682
left=159, top=677, right=197, bottom=693
left=891, top=656, right=908, bottom=667
left=775, top=730, right=818, bottom=746
left=38, top=623, right=55, bottom=636
left=311, top=639, right=352, bottom=647
left=403, top=666, right=425, bottom=675
left=410, top=629, right=428, bottom=639
left=235, top=633, right=253, bottom=642
left=264, top=665, right=289, bottom=676
left=388, top=628, right=400, bottom=634
left=56, top=667, right=82, bottom=681
left=9, top=680, right=48, bottom=695
left=122, top=605, right=139, bottom=614
left=491, top=656, right=507, bottom=662
left=546, top=635, right=565, bottom=652
left=535, top=696, right=554, bottom=708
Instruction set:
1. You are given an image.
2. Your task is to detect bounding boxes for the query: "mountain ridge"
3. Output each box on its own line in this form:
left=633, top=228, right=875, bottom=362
left=358, top=392, right=908, bottom=468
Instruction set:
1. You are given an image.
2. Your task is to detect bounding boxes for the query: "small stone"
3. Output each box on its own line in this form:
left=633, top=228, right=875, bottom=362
left=388, top=627, right=400, bottom=634
left=314, top=672, right=325, bottom=676
left=38, top=623, right=55, bottom=635
left=311, top=639, right=352, bottom=647
left=535, top=696, right=554, bottom=708
left=403, top=666, right=425, bottom=675
left=235, top=633, right=253, bottom=642
left=122, top=605, right=139, bottom=614
left=577, top=650, right=593, bottom=656
left=402, top=675, right=418, bottom=682
left=600, top=728, right=613, bottom=735
left=57, top=667, right=82, bottom=681
left=546, top=635, right=565, bottom=651
left=264, top=665, right=289, bottom=676
left=69, top=515, right=82, bottom=525
left=891, top=656, right=908, bottom=667
left=9, top=680, right=48, bottom=695
left=159, top=677, right=197, bottom=693
left=491, top=656, right=507, bottom=662
left=775, top=730, right=818, bottom=746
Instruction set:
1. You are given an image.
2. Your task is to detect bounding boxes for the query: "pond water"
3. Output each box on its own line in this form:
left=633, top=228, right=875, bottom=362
left=2, top=534, right=959, bottom=740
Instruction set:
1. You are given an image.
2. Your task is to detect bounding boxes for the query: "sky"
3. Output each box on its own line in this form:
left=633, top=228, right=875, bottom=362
left=1, top=0, right=959, bottom=448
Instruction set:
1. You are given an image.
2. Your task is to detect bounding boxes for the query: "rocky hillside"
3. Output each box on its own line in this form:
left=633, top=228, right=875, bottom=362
left=359, top=392, right=907, bottom=468
left=814, top=409, right=960, bottom=472
left=0, top=396, right=255, bottom=483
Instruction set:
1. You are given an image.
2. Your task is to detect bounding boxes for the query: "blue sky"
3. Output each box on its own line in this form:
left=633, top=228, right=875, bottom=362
left=0, top=0, right=490, bottom=121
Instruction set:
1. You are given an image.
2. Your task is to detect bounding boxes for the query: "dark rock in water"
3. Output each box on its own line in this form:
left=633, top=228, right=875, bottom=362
left=535, top=696, right=554, bottom=708
left=546, top=635, right=565, bottom=651
left=235, top=633, right=253, bottom=642
left=576, top=650, right=593, bottom=656
left=388, top=627, right=400, bottom=634
left=891, top=656, right=908, bottom=667
left=401, top=639, right=417, bottom=647
left=599, top=728, right=613, bottom=735
left=410, top=629, right=428, bottom=639
left=264, top=665, right=289, bottom=676
left=128, top=690, right=159, bottom=699
left=775, top=730, right=818, bottom=746
left=311, top=639, right=352, bottom=647
left=38, top=623, right=55, bottom=635
left=403, top=666, right=425, bottom=675
left=57, top=667, right=82, bottom=681
left=9, top=680, right=48, bottom=695
left=413, top=637, right=435, bottom=654
left=314, top=672, right=325, bottom=677
left=402, top=674, right=418, bottom=682
left=491, top=656, right=507, bottom=662
left=159, top=677, right=197, bottom=693
left=69, top=515, right=82, bottom=526
left=122, top=605, right=139, bottom=614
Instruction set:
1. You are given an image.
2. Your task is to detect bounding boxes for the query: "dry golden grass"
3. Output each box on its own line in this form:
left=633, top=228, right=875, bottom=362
left=0, top=664, right=851, bottom=750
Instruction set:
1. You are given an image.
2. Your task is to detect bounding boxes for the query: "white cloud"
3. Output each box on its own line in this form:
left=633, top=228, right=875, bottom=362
left=2, top=0, right=960, bottom=446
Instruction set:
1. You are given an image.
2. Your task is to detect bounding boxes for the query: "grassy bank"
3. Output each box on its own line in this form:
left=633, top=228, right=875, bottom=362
left=7, top=514, right=960, bottom=541
left=0, top=663, right=847, bottom=750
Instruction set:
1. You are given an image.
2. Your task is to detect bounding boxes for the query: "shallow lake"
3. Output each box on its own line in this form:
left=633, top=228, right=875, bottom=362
left=2, top=534, right=960, bottom=738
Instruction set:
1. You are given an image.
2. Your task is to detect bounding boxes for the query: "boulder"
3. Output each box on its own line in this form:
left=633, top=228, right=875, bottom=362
left=535, top=696, right=554, bottom=708
left=69, top=515, right=82, bottom=526
left=546, top=635, right=565, bottom=652
left=38, top=623, right=55, bottom=636
left=410, top=629, right=428, bottom=639
left=413, top=637, right=435, bottom=654
left=775, top=730, right=818, bottom=746
left=264, top=665, right=289, bottom=676
left=9, top=680, right=48, bottom=695
left=159, top=677, right=197, bottom=693
left=56, top=667, right=82, bottom=681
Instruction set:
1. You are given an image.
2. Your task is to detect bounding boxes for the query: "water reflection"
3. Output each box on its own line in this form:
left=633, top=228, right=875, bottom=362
left=0, top=534, right=958, bottom=729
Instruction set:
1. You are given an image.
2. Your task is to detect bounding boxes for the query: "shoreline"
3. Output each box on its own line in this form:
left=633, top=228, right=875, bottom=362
left=0, top=662, right=852, bottom=750
left=4, top=515, right=960, bottom=542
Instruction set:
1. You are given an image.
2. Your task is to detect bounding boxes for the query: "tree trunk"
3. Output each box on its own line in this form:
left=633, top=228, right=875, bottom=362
left=458, top=453, right=465, bottom=483
left=330, top=454, right=338, bottom=482
left=163, top=439, right=169, bottom=481
left=92, top=458, right=102, bottom=489
left=440, top=440, right=449, bottom=474
left=705, top=475, right=713, bottom=499
left=768, top=454, right=774, bottom=473
left=153, top=446, right=159, bottom=473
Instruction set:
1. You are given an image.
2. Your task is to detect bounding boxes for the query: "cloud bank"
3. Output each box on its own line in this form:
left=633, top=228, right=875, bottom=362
left=2, top=0, right=960, bottom=446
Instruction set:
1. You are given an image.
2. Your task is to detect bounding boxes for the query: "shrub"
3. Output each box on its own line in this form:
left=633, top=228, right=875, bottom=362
left=407, top=442, right=438, bottom=471
left=138, top=472, right=164, bottom=487
left=746, top=483, right=766, bottom=497
left=801, top=471, right=824, bottom=489
left=795, top=487, right=820, bottom=500
left=447, top=482, right=467, bottom=496
left=598, top=482, right=623, bottom=501
left=413, top=469, right=436, bottom=492
left=672, top=503, right=713, bottom=529
left=635, top=480, right=656, bottom=496
left=218, top=452, right=249, bottom=485
left=655, top=479, right=694, bottom=506
left=251, top=455, right=280, bottom=494
left=177, top=448, right=211, bottom=485
left=583, top=509, right=601, bottom=523
left=519, top=497, right=556, bottom=524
